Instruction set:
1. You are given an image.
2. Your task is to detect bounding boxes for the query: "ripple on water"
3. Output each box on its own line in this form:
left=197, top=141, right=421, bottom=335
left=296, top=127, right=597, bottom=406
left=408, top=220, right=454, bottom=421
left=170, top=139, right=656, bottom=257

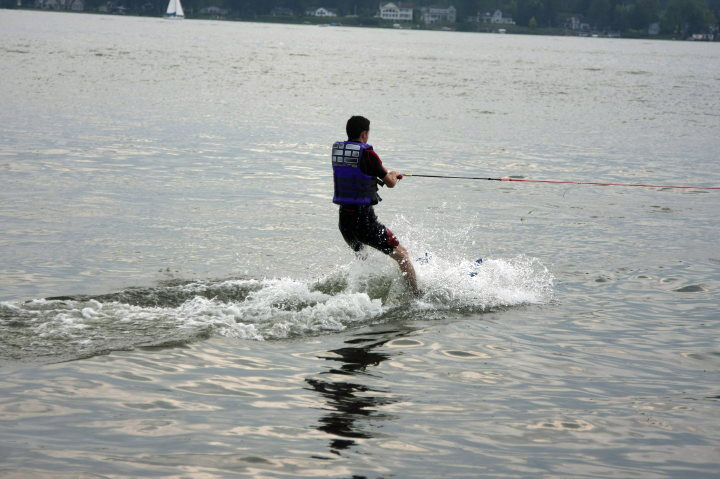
left=673, top=284, right=706, bottom=293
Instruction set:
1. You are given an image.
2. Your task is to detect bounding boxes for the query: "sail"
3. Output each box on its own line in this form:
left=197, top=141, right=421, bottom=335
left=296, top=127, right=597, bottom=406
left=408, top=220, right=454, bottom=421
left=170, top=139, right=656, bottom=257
left=165, top=0, right=184, bottom=17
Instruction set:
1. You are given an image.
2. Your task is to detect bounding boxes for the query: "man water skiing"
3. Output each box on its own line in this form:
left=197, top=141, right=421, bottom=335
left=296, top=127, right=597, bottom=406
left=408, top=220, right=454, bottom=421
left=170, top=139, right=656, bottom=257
left=331, top=116, right=419, bottom=296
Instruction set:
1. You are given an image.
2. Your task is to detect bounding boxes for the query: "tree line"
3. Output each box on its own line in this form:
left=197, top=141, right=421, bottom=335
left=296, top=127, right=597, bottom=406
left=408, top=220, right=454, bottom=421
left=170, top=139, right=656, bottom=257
left=4, top=0, right=718, bottom=36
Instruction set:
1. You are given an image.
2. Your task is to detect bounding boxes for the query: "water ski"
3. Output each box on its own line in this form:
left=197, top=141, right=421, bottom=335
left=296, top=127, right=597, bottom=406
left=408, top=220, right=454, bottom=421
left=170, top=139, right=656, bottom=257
left=416, top=253, right=483, bottom=276
left=468, top=258, right=483, bottom=277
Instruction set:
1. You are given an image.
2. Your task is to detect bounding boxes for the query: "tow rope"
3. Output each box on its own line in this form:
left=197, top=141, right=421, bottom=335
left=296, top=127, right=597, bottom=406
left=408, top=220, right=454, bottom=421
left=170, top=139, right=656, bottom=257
left=403, top=174, right=720, bottom=190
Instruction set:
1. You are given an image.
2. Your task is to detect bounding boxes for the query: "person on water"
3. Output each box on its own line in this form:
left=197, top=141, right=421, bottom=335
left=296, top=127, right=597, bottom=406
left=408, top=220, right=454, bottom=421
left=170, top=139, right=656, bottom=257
left=332, top=115, right=420, bottom=296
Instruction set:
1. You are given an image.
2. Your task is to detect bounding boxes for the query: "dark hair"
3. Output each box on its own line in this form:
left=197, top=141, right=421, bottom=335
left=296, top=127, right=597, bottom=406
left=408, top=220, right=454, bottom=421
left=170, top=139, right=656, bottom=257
left=346, top=116, right=370, bottom=141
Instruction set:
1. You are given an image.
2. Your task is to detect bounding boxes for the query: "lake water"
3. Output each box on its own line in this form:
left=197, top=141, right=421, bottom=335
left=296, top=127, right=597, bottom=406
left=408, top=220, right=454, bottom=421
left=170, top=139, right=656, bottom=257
left=1, top=9, right=719, bottom=478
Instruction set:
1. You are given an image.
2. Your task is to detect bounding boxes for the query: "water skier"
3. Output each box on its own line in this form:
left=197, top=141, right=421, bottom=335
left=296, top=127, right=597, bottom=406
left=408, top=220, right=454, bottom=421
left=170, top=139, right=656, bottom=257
left=331, top=116, right=420, bottom=296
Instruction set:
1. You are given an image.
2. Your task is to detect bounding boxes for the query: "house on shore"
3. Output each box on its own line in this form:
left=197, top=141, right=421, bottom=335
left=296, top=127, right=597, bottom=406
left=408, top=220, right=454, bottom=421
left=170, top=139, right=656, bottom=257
left=564, top=15, right=590, bottom=32
left=420, top=5, right=456, bottom=24
left=305, top=7, right=338, bottom=17
left=378, top=2, right=414, bottom=22
left=689, top=33, right=715, bottom=40
left=479, top=9, right=515, bottom=25
left=35, top=0, right=84, bottom=10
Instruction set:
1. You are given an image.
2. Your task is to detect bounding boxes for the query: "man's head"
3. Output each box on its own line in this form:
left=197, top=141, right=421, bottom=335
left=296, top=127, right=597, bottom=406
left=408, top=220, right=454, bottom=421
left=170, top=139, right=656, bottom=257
left=346, top=116, right=370, bottom=142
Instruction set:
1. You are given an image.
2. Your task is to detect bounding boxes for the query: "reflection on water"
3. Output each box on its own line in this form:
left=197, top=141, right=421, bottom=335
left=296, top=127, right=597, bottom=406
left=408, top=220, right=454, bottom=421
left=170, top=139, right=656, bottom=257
left=307, top=328, right=412, bottom=454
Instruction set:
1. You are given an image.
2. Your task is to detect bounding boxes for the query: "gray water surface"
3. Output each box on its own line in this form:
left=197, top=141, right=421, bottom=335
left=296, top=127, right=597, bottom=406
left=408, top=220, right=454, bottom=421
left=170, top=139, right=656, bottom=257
left=1, top=10, right=719, bottom=478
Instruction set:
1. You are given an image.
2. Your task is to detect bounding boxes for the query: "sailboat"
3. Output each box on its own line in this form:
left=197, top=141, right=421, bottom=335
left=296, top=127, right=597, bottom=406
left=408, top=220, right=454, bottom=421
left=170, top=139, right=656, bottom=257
left=164, top=0, right=184, bottom=18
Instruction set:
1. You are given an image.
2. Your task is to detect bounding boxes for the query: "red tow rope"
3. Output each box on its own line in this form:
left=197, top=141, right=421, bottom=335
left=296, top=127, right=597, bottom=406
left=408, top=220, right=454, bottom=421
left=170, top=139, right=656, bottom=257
left=404, top=174, right=720, bottom=190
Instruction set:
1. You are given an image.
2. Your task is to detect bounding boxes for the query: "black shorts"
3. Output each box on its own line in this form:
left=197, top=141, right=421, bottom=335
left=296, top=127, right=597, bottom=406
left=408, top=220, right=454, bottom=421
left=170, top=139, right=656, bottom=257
left=338, top=205, right=399, bottom=255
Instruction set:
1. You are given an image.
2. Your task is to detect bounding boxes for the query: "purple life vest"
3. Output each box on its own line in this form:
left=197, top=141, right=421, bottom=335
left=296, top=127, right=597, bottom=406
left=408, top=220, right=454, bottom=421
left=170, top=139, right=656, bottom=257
left=332, top=141, right=380, bottom=206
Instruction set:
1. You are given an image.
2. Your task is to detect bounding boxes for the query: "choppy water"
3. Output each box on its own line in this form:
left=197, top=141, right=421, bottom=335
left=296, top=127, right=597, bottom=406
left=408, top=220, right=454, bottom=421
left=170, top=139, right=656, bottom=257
left=1, top=9, right=719, bottom=478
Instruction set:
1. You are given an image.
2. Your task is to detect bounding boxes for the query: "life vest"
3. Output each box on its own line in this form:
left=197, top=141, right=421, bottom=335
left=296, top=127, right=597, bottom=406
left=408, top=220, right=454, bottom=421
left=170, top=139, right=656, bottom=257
left=331, top=141, right=380, bottom=206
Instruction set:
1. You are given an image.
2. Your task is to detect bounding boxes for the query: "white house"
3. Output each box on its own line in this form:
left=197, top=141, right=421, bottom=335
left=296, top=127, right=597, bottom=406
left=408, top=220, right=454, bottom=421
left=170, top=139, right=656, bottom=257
left=481, top=10, right=515, bottom=25
left=420, top=5, right=456, bottom=24
left=689, top=33, right=715, bottom=40
left=306, top=7, right=338, bottom=17
left=35, top=0, right=83, bottom=10
left=378, top=2, right=414, bottom=22
left=564, top=15, right=590, bottom=31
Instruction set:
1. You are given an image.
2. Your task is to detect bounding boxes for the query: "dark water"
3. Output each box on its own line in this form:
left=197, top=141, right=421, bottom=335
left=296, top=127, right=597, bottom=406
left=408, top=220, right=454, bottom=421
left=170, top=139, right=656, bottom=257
left=1, top=10, right=719, bottom=478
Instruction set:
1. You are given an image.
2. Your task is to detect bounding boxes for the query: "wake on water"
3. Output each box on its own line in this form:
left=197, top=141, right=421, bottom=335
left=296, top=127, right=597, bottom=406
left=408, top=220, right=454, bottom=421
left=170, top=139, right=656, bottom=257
left=0, top=254, right=553, bottom=363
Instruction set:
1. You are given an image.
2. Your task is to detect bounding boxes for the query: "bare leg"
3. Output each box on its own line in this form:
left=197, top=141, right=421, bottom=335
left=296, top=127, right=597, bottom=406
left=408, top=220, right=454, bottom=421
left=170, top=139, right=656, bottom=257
left=390, top=245, right=420, bottom=296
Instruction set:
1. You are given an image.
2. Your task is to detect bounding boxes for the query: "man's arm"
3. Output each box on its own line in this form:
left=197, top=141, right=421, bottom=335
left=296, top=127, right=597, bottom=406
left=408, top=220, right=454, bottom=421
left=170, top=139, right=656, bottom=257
left=382, top=170, right=404, bottom=188
left=365, top=150, right=403, bottom=188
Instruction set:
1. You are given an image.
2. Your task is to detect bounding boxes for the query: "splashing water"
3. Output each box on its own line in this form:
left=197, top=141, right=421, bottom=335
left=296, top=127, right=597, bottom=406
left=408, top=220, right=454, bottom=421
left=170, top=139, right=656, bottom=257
left=0, top=252, right=553, bottom=363
left=416, top=253, right=554, bottom=311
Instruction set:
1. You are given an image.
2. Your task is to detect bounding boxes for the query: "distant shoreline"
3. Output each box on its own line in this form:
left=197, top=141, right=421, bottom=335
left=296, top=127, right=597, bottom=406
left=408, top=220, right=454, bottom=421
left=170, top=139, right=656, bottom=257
left=1, top=7, right=710, bottom=42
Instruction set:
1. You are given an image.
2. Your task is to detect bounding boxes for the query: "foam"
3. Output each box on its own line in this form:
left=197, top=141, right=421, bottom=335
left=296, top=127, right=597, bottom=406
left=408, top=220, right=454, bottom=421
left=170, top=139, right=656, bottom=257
left=0, top=254, right=553, bottom=362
